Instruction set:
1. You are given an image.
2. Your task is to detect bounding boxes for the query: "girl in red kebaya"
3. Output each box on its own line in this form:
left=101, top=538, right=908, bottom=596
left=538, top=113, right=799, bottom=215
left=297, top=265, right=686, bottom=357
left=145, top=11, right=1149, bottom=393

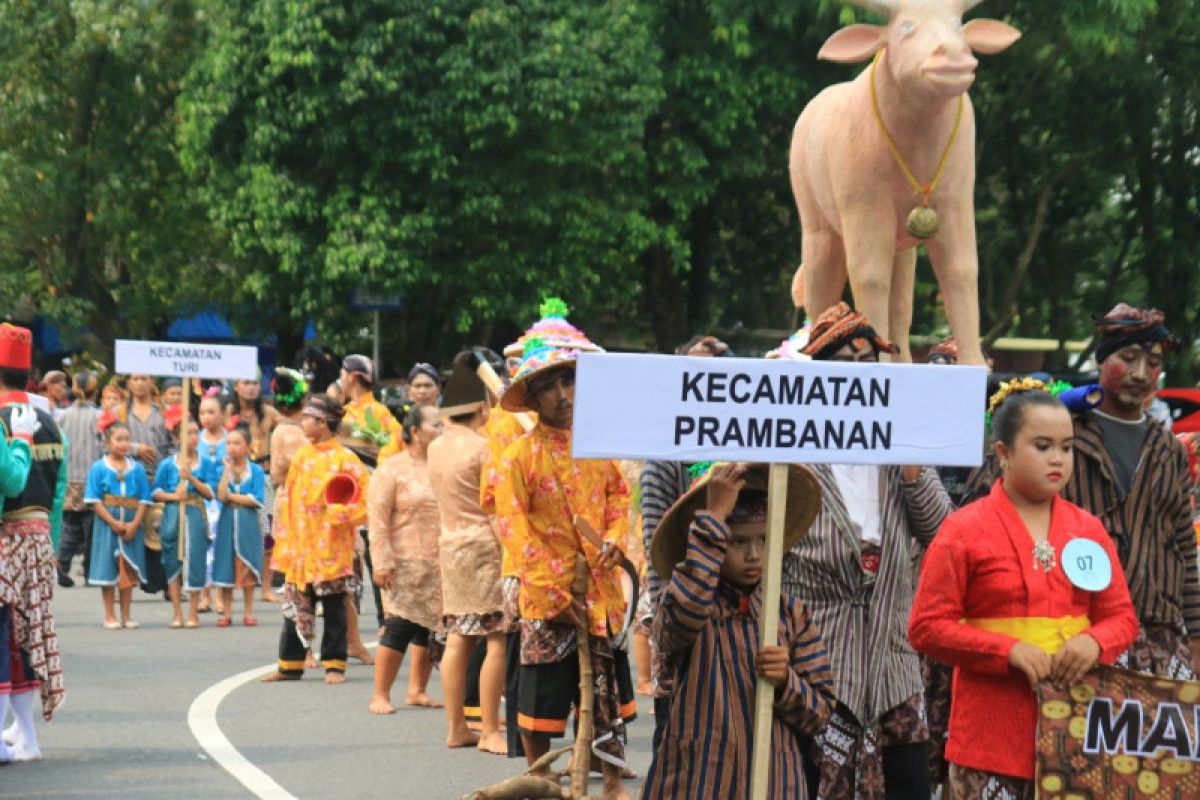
left=909, top=380, right=1138, bottom=799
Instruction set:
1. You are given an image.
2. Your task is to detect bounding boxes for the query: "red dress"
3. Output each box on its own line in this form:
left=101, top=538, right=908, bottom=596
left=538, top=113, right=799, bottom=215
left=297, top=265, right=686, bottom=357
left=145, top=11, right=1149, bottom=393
left=908, top=480, right=1138, bottom=780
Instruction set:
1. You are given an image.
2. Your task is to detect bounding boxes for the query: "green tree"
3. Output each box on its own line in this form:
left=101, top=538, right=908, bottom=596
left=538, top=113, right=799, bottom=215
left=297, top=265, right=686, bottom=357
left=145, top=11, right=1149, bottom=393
left=179, top=0, right=662, bottom=369
left=0, top=1, right=223, bottom=354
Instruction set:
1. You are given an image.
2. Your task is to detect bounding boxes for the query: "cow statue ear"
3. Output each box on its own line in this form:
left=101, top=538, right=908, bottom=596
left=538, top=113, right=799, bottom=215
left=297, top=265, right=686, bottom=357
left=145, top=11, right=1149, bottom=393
left=818, top=24, right=887, bottom=63
left=962, top=19, right=1022, bottom=55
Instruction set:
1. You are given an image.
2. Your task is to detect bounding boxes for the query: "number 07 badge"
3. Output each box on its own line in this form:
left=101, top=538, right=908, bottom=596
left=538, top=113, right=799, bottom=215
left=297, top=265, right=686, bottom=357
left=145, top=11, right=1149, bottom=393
left=1061, top=538, right=1112, bottom=592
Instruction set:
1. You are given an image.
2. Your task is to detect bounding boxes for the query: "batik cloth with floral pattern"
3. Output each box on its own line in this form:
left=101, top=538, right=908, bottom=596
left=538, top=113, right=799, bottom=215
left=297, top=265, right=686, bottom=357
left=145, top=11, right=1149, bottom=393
left=494, top=422, right=629, bottom=664
left=480, top=407, right=532, bottom=582
left=272, top=439, right=369, bottom=589
left=343, top=392, right=405, bottom=462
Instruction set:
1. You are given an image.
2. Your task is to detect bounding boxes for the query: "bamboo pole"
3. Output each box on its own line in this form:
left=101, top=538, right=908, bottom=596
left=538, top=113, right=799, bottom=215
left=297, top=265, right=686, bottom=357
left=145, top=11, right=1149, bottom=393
left=569, top=555, right=593, bottom=799
left=475, top=362, right=535, bottom=432
left=748, top=463, right=789, bottom=800
left=178, top=376, right=191, bottom=565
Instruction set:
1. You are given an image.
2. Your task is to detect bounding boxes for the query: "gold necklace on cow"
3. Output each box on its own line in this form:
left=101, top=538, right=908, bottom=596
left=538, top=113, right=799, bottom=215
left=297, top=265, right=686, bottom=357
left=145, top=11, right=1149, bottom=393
left=870, top=51, right=965, bottom=240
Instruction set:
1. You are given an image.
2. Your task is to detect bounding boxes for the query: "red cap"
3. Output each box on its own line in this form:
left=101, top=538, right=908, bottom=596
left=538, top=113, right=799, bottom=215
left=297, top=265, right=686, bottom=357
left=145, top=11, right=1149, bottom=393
left=0, top=324, right=32, bottom=370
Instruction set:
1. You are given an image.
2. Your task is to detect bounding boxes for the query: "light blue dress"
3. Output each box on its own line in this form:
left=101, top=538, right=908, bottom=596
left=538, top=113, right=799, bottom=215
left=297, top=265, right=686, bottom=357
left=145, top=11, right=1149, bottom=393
left=152, top=454, right=218, bottom=591
left=211, top=462, right=265, bottom=587
left=85, top=457, right=152, bottom=586
left=197, top=431, right=227, bottom=581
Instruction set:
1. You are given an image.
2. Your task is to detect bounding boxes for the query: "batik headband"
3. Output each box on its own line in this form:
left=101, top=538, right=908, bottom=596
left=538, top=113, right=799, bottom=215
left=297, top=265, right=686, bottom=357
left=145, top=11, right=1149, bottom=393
left=303, top=394, right=344, bottom=425
left=1094, top=303, right=1178, bottom=363
left=408, top=362, right=440, bottom=383
left=801, top=301, right=899, bottom=361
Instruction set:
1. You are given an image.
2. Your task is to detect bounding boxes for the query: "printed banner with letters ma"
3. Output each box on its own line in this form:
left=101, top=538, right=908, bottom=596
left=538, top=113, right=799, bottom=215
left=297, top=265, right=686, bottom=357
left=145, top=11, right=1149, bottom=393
left=1037, top=665, right=1200, bottom=798
left=572, top=353, right=987, bottom=466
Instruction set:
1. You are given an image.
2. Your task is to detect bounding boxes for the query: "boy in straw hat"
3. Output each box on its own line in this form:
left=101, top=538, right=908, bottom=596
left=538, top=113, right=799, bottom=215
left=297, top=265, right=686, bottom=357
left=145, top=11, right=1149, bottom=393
left=494, top=331, right=636, bottom=800
left=642, top=462, right=834, bottom=799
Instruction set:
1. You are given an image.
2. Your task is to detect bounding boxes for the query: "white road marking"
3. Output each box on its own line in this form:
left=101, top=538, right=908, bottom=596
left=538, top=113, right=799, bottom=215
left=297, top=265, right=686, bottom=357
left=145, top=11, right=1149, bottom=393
left=188, top=642, right=379, bottom=799
left=187, top=662, right=298, bottom=800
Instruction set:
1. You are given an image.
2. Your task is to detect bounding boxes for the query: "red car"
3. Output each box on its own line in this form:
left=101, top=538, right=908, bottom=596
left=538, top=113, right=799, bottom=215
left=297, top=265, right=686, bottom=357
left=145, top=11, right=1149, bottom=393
left=1159, top=388, right=1200, bottom=433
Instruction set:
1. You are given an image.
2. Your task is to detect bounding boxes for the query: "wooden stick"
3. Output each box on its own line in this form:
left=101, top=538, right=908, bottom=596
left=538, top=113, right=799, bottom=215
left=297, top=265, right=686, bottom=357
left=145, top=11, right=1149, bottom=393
left=179, top=376, right=191, bottom=565
left=749, top=463, right=789, bottom=800
left=475, top=362, right=535, bottom=432
left=569, top=555, right=593, bottom=799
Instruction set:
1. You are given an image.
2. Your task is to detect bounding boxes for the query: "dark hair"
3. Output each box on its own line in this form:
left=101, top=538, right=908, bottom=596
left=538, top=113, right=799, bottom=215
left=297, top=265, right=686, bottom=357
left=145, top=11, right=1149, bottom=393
left=402, top=403, right=433, bottom=444
left=104, top=421, right=130, bottom=439
left=992, top=390, right=1065, bottom=448
left=231, top=382, right=266, bottom=425
left=226, top=423, right=252, bottom=445
left=0, top=368, right=30, bottom=391
left=304, top=394, right=344, bottom=434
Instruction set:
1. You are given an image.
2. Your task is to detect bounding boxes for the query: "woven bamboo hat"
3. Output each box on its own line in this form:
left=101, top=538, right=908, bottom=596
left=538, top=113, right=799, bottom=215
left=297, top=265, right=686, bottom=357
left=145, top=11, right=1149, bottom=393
left=650, top=463, right=822, bottom=581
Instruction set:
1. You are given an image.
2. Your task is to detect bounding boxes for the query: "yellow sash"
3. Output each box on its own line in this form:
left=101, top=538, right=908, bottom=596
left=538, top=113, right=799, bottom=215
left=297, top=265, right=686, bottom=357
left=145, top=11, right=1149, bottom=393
left=964, top=615, right=1090, bottom=655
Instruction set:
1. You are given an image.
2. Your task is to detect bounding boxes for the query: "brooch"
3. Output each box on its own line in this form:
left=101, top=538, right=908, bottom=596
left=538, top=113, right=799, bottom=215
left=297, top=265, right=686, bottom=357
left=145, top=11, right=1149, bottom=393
left=1032, top=540, right=1056, bottom=573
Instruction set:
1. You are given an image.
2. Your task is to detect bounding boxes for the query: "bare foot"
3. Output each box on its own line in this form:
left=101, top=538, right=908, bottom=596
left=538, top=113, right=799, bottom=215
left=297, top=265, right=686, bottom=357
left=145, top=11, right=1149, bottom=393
left=635, top=681, right=652, bottom=697
left=260, top=671, right=301, bottom=683
left=368, top=694, right=395, bottom=714
left=324, top=672, right=346, bottom=685
left=261, top=591, right=280, bottom=604
left=305, top=652, right=319, bottom=669
left=602, top=783, right=632, bottom=800
left=406, top=692, right=443, bottom=708
left=446, top=730, right=479, bottom=748
left=349, top=644, right=375, bottom=665
left=476, top=731, right=508, bottom=755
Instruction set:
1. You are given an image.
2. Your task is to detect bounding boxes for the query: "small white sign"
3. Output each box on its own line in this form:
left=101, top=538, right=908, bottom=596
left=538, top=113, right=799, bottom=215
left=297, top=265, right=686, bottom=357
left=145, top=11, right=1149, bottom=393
left=572, top=353, right=987, bottom=466
left=114, top=339, right=259, bottom=380
left=1062, top=538, right=1112, bottom=592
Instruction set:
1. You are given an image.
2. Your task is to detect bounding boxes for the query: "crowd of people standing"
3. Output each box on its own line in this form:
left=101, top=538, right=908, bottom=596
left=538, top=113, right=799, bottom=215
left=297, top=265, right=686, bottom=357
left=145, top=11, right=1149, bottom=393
left=2, top=296, right=1199, bottom=800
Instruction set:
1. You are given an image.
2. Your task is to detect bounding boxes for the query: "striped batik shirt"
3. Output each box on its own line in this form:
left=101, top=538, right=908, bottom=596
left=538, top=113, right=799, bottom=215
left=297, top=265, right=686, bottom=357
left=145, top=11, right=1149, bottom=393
left=643, top=512, right=834, bottom=800
left=641, top=460, right=692, bottom=698
left=963, top=411, right=1200, bottom=635
left=782, top=466, right=952, bottom=725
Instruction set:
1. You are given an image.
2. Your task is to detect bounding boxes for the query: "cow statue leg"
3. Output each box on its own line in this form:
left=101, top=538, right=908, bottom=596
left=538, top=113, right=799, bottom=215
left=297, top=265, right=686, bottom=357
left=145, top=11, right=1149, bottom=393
left=925, top=207, right=985, bottom=366
left=887, top=247, right=918, bottom=363
left=840, top=214, right=895, bottom=355
left=798, top=227, right=847, bottom=322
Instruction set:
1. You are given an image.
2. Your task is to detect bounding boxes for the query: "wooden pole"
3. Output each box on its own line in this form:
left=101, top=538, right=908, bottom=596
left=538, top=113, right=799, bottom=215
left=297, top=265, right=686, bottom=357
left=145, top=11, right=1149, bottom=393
left=748, top=463, right=789, bottom=800
left=178, top=377, right=192, bottom=565
left=475, top=362, right=535, bottom=432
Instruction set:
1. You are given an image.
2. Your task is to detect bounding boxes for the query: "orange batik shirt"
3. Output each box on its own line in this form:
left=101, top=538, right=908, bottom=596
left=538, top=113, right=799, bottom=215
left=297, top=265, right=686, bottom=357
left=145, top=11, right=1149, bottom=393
left=494, top=423, right=629, bottom=639
left=273, top=438, right=369, bottom=587
left=343, top=393, right=406, bottom=462
left=481, top=406, right=534, bottom=577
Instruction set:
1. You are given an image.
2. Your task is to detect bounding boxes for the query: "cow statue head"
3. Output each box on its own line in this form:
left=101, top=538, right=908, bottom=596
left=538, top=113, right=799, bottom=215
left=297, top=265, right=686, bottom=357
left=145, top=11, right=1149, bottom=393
left=819, top=0, right=1021, bottom=101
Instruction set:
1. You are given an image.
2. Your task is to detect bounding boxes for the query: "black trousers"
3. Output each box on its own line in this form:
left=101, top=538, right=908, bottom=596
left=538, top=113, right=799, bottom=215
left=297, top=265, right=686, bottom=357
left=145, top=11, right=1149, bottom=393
left=141, top=545, right=166, bottom=594
left=59, top=510, right=93, bottom=577
left=505, top=629, right=524, bottom=759
left=463, top=636, right=488, bottom=725
left=278, top=591, right=348, bottom=674
left=359, top=529, right=384, bottom=627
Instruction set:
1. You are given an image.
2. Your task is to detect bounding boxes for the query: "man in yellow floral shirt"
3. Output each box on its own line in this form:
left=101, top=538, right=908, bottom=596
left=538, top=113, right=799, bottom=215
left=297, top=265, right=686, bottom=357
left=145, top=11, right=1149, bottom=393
left=262, top=394, right=369, bottom=685
left=496, top=339, right=635, bottom=800
left=340, top=354, right=405, bottom=463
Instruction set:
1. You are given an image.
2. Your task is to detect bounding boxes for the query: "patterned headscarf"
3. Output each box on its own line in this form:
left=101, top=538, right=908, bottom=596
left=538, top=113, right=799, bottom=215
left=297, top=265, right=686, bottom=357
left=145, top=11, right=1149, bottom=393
left=801, top=302, right=899, bottom=361
left=1094, top=303, right=1178, bottom=363
left=408, top=362, right=440, bottom=384
left=928, top=337, right=959, bottom=365
left=303, top=394, right=345, bottom=427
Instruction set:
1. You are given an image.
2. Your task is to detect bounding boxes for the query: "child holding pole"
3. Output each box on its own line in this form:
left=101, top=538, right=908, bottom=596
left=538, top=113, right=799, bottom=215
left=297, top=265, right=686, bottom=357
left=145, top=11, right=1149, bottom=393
left=642, top=462, right=835, bottom=799
left=152, top=407, right=215, bottom=628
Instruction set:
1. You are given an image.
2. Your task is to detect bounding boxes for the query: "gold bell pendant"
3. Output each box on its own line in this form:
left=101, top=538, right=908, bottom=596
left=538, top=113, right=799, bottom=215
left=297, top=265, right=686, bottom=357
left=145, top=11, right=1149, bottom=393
left=906, top=205, right=939, bottom=240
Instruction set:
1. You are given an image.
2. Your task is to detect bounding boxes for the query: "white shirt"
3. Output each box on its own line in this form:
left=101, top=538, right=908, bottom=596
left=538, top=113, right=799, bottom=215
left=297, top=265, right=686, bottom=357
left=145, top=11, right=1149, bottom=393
left=830, top=463, right=883, bottom=546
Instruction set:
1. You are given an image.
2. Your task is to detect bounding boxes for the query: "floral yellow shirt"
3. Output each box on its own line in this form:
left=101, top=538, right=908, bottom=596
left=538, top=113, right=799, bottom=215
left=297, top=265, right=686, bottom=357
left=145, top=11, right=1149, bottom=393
left=273, top=438, right=369, bottom=587
left=343, top=392, right=405, bottom=462
left=481, top=406, right=534, bottom=577
left=495, top=423, right=629, bottom=637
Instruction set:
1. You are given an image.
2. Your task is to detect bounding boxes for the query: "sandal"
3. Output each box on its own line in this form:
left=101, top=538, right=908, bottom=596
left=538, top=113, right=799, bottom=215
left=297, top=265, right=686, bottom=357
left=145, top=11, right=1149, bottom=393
left=169, top=619, right=183, bottom=629
left=243, top=617, right=258, bottom=627
left=217, top=618, right=232, bottom=628
left=184, top=619, right=200, bottom=628
left=122, top=620, right=140, bottom=629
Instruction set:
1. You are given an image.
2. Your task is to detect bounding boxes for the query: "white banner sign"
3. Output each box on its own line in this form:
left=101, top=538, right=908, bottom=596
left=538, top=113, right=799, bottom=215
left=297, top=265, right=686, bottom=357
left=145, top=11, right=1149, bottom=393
left=572, top=353, right=987, bottom=466
left=114, top=339, right=259, bottom=380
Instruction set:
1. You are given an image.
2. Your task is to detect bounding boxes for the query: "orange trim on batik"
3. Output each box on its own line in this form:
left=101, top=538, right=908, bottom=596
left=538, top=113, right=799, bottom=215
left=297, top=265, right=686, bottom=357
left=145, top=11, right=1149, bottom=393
left=277, top=660, right=306, bottom=672
left=322, top=659, right=347, bottom=673
left=517, top=712, right=568, bottom=735
left=619, top=699, right=638, bottom=722
left=463, top=705, right=482, bottom=721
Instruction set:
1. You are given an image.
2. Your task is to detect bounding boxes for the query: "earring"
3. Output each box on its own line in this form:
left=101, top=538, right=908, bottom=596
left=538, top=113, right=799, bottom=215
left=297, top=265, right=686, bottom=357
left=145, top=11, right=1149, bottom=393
left=1000, top=459, right=1009, bottom=471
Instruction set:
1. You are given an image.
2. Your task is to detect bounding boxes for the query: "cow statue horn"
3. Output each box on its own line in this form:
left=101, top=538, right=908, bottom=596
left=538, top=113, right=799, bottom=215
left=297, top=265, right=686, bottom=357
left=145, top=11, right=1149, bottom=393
left=961, top=0, right=985, bottom=11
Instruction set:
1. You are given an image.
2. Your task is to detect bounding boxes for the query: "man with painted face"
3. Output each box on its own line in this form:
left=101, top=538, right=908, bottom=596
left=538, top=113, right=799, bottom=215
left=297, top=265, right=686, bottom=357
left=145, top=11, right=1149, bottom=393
left=1078, top=304, right=1198, bottom=677
left=781, top=303, right=954, bottom=800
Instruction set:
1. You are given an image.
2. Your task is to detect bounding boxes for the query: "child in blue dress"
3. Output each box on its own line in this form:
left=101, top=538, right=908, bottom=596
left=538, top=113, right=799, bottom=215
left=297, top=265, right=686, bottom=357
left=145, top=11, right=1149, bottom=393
left=85, top=421, right=153, bottom=629
left=213, top=425, right=266, bottom=627
left=196, top=394, right=227, bottom=613
left=152, top=412, right=216, bottom=628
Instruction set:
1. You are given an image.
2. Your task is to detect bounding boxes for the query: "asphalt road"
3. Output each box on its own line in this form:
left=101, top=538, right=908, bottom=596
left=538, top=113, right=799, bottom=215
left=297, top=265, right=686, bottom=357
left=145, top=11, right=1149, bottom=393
left=1, top=577, right=654, bottom=799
